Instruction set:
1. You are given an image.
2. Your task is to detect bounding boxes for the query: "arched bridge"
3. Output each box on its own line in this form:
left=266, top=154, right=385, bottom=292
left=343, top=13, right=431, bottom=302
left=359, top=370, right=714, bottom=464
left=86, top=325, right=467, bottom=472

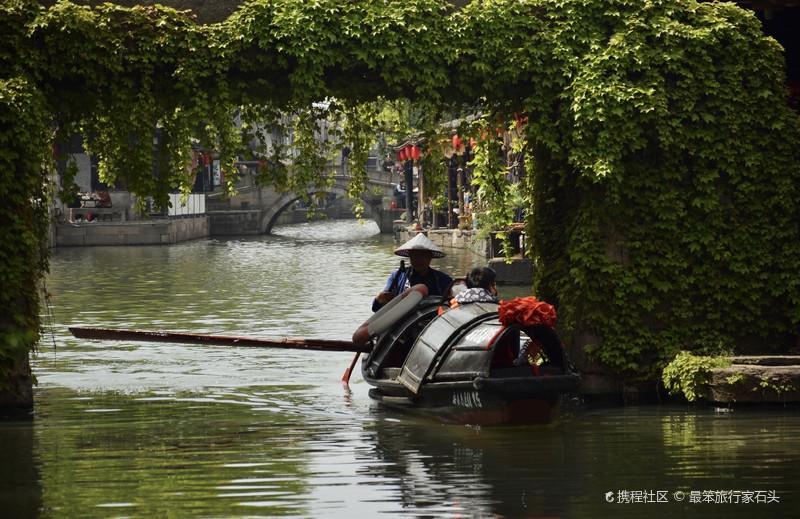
left=206, top=173, right=402, bottom=235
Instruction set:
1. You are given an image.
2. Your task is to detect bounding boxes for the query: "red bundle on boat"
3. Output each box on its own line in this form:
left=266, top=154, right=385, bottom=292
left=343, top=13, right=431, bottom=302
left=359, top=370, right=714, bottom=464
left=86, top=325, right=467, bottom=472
left=498, top=296, right=557, bottom=328
left=486, top=297, right=557, bottom=351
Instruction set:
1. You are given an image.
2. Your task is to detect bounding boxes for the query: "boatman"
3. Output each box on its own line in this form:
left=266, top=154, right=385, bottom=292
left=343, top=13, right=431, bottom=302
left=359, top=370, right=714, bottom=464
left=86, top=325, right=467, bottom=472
left=372, top=233, right=453, bottom=312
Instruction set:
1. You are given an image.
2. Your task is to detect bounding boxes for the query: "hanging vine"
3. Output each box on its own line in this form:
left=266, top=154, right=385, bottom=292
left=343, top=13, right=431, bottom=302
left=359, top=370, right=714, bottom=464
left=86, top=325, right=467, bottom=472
left=0, top=77, right=51, bottom=364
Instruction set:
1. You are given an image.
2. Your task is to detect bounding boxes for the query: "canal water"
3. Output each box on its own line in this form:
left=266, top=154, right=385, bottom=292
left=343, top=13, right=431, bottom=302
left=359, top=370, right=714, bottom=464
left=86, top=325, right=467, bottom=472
left=2, top=220, right=798, bottom=517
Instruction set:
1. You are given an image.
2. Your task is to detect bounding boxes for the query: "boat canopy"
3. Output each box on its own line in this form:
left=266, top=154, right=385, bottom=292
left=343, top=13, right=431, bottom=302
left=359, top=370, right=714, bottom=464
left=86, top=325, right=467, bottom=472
left=397, top=303, right=500, bottom=393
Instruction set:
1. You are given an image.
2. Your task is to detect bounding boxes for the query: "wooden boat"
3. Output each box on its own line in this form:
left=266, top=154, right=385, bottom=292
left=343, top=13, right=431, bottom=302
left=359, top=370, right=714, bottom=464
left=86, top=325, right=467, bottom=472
left=361, top=296, right=580, bottom=425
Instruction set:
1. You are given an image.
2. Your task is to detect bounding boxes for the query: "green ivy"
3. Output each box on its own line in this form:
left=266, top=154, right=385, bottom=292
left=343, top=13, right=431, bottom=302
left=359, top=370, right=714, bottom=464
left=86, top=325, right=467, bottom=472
left=662, top=351, right=731, bottom=402
left=0, top=76, right=51, bottom=362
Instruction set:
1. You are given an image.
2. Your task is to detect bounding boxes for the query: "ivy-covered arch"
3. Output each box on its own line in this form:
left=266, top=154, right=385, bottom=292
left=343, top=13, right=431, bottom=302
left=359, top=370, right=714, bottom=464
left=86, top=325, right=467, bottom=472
left=2, top=0, right=799, bottom=406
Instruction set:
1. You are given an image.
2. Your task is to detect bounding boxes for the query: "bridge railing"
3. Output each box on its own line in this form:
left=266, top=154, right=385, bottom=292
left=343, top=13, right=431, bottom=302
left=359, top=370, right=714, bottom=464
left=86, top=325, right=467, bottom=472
left=168, top=193, right=206, bottom=216
left=333, top=162, right=397, bottom=186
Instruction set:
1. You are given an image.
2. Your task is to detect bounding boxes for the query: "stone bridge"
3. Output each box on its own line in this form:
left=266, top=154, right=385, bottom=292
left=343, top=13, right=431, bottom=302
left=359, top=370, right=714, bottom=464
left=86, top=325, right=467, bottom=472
left=206, top=173, right=402, bottom=235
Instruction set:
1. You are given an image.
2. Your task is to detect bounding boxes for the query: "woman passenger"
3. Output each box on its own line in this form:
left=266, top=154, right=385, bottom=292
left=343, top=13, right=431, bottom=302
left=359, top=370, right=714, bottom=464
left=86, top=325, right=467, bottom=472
left=452, top=267, right=499, bottom=306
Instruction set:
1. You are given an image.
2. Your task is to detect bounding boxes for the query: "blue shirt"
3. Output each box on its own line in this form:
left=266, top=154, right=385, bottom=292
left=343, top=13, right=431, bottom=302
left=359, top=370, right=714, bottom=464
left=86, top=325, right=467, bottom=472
left=372, top=267, right=453, bottom=312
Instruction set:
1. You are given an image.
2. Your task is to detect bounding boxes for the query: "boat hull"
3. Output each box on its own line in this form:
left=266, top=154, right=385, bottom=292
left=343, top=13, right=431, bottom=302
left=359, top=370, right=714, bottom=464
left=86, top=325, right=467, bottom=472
left=369, top=388, right=559, bottom=425
left=366, top=373, right=580, bottom=425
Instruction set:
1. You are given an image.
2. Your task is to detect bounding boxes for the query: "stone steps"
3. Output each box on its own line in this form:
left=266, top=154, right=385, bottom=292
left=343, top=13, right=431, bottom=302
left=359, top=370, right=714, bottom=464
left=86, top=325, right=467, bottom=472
left=708, top=356, right=800, bottom=403
left=726, top=355, right=800, bottom=366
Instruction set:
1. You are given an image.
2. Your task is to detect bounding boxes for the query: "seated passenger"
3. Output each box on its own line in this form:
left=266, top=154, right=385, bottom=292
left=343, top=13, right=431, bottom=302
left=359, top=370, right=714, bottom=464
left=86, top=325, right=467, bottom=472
left=453, top=267, right=499, bottom=306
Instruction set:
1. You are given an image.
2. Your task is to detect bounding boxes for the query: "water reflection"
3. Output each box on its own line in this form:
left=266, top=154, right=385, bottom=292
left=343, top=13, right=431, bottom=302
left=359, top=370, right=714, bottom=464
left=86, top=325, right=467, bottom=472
left=33, top=388, right=313, bottom=517
left=362, top=406, right=800, bottom=518
left=25, top=388, right=800, bottom=517
left=10, top=220, right=798, bottom=517
left=0, top=414, right=41, bottom=518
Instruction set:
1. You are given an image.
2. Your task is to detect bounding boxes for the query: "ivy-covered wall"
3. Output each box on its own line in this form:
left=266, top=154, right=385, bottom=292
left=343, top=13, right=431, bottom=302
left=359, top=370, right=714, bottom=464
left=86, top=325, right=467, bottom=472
left=1, top=0, right=799, bottom=403
left=519, top=1, right=800, bottom=380
left=0, top=78, right=49, bottom=406
left=1, top=2, right=51, bottom=405
left=447, top=0, right=800, bottom=381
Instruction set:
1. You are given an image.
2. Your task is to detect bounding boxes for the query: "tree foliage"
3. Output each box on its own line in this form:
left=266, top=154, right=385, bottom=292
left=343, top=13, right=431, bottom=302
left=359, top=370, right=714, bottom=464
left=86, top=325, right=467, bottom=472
left=2, top=0, right=799, bottom=383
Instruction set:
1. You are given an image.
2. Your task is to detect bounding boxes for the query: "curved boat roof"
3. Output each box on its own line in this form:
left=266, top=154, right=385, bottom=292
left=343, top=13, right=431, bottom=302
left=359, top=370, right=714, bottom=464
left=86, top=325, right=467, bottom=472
left=397, top=302, right=500, bottom=393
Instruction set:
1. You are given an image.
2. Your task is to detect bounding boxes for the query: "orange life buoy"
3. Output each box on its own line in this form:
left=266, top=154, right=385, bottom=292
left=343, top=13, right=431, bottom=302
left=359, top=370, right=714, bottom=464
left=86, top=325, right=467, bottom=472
left=353, top=284, right=428, bottom=346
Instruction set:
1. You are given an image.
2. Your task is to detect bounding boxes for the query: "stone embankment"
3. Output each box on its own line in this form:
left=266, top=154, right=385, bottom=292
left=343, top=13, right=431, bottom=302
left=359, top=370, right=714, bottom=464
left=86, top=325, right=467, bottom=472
left=55, top=216, right=209, bottom=246
left=708, top=356, right=800, bottom=404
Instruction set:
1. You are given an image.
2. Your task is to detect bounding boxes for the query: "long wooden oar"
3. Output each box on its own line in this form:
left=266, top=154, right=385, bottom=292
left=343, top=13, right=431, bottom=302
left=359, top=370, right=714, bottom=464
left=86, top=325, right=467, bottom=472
left=69, top=326, right=370, bottom=353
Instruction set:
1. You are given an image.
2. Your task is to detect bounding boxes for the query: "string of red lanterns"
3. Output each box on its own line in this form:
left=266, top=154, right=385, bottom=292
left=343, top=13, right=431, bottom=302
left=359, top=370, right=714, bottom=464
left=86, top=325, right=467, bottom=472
left=394, top=116, right=525, bottom=163
left=396, top=143, right=422, bottom=162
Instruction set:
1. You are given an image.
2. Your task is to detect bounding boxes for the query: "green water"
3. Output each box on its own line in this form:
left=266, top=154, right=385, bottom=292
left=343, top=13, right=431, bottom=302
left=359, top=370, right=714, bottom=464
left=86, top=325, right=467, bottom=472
left=1, top=220, right=798, bottom=517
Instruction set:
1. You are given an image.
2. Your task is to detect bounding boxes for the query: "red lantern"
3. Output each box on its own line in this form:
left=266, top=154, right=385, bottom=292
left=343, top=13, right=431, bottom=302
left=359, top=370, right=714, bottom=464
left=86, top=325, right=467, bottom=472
left=399, top=148, right=407, bottom=161
left=452, top=134, right=462, bottom=150
left=202, top=153, right=211, bottom=166
left=410, top=145, right=420, bottom=161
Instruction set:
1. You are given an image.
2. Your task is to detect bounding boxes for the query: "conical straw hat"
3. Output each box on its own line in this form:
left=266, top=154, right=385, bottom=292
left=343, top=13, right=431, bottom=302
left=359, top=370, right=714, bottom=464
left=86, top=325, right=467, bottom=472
left=394, top=233, right=445, bottom=258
